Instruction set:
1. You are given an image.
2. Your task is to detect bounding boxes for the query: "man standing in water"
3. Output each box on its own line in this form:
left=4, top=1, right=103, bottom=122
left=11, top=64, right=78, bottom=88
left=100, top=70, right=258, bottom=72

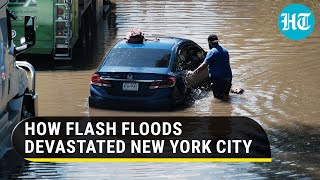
left=190, top=34, right=233, bottom=99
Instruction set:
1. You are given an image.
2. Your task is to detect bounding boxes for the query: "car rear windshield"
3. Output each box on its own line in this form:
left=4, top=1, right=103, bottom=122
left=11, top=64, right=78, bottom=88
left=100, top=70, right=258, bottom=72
left=103, top=48, right=172, bottom=68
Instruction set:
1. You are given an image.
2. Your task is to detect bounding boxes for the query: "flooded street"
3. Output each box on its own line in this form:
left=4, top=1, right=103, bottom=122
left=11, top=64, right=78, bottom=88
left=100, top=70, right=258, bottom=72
left=1, top=0, right=319, bottom=179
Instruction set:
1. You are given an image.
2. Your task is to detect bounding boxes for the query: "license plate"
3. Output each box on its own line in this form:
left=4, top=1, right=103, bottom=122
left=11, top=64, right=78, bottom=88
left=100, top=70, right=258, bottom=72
left=122, top=82, right=139, bottom=91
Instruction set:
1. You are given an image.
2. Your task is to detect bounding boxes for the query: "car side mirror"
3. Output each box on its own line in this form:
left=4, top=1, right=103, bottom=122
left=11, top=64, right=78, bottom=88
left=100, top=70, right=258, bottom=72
left=15, top=16, right=36, bottom=56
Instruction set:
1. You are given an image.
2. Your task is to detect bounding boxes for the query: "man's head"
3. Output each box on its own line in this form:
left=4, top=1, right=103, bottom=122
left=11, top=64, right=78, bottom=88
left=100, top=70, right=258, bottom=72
left=208, top=34, right=219, bottom=49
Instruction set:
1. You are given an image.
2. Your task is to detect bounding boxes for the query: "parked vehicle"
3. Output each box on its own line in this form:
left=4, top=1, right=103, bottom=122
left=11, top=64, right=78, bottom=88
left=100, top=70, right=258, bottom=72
left=0, top=0, right=37, bottom=159
left=8, top=0, right=105, bottom=60
left=89, top=36, right=208, bottom=109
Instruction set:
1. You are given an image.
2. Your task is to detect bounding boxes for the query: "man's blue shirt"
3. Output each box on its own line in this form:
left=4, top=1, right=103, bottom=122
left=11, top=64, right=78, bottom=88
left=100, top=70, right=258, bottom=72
left=204, top=45, right=232, bottom=80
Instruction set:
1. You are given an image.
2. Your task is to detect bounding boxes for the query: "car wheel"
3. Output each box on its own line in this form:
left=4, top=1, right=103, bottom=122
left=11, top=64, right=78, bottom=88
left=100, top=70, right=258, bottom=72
left=185, top=88, right=192, bottom=101
left=88, top=97, right=96, bottom=108
left=172, top=86, right=186, bottom=107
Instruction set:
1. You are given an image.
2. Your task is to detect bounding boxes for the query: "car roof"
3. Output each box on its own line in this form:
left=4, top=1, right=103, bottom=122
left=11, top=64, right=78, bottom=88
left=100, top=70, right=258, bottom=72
left=114, top=37, right=190, bottom=50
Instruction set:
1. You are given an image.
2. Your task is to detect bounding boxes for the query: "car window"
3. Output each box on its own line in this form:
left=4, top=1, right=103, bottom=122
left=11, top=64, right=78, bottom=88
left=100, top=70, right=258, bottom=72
left=189, top=44, right=205, bottom=62
left=173, top=45, right=188, bottom=72
left=174, top=43, right=205, bottom=72
left=103, top=48, right=172, bottom=68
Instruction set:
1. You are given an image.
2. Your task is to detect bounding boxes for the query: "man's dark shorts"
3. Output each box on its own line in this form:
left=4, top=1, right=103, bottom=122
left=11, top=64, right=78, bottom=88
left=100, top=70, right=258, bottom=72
left=210, top=78, right=232, bottom=99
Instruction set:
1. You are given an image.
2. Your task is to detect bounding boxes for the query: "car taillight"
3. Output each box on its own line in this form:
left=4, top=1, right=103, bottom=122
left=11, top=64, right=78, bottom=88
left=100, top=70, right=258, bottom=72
left=57, top=8, right=64, bottom=15
left=91, top=73, right=112, bottom=87
left=161, top=77, right=177, bottom=88
left=149, top=77, right=176, bottom=89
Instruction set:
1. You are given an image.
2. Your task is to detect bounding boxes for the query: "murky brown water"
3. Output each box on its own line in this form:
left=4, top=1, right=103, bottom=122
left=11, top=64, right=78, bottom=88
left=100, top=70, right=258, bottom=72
left=1, top=0, right=319, bottom=179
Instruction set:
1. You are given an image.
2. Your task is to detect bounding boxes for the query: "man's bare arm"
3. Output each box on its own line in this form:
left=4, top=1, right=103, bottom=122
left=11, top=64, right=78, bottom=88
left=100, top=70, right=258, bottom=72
left=192, top=63, right=208, bottom=74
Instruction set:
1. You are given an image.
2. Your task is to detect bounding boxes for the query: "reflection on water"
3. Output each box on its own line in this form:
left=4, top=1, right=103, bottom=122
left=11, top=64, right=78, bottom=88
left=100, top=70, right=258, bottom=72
left=1, top=160, right=262, bottom=179
left=1, top=0, right=319, bottom=179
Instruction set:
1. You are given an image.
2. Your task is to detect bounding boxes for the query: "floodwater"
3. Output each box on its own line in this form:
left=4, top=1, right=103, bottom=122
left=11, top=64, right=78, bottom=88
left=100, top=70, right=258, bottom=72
left=1, top=0, right=320, bottom=179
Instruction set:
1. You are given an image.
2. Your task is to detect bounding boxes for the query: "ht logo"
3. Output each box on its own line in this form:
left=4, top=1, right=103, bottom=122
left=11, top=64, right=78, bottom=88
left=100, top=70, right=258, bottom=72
left=278, top=4, right=315, bottom=40
left=281, top=13, right=311, bottom=31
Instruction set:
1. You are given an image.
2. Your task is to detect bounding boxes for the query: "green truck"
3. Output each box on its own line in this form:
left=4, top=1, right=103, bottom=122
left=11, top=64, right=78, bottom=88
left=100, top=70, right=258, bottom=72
left=8, top=0, right=104, bottom=60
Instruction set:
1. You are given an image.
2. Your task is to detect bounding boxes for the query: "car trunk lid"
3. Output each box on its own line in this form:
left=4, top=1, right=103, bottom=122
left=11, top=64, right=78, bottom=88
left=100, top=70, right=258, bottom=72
left=93, top=71, right=175, bottom=97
